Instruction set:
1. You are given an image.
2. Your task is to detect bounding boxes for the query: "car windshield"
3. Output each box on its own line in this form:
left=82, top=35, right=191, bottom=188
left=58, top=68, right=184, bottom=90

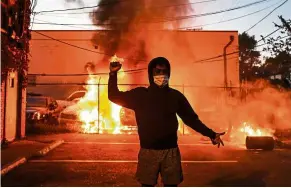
left=27, top=97, right=47, bottom=107
left=67, top=91, right=86, bottom=101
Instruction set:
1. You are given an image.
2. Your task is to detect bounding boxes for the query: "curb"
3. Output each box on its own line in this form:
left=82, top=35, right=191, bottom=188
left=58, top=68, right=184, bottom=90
left=0, top=157, right=27, bottom=176
left=34, top=139, right=64, bottom=157
left=1, top=139, right=64, bottom=176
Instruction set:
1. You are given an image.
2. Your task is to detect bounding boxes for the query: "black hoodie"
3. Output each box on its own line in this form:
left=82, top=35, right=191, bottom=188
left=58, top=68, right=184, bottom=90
left=108, top=57, right=216, bottom=149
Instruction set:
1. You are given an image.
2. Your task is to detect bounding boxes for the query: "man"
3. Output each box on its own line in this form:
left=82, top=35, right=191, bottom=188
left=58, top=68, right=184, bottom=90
left=108, top=57, right=225, bottom=187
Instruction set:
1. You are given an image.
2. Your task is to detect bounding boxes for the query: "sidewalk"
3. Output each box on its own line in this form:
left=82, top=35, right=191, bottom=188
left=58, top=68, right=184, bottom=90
left=1, top=136, right=64, bottom=176
left=1, top=140, right=47, bottom=167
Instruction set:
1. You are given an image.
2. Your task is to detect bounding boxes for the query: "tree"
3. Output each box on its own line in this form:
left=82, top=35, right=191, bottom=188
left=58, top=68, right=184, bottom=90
left=1, top=0, right=31, bottom=87
left=262, top=16, right=291, bottom=79
left=263, top=51, right=291, bottom=76
left=263, top=16, right=291, bottom=56
left=239, top=32, right=262, bottom=81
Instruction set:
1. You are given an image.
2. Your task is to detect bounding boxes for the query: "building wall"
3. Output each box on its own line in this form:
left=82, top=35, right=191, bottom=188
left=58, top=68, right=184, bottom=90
left=1, top=81, right=6, bottom=143
left=19, top=87, right=26, bottom=138
left=4, top=71, right=19, bottom=142
left=29, top=30, right=239, bottom=100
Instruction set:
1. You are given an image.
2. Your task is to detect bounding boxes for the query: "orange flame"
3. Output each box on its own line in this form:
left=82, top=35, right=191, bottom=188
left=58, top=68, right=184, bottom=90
left=77, top=55, right=125, bottom=134
left=240, top=122, right=273, bottom=137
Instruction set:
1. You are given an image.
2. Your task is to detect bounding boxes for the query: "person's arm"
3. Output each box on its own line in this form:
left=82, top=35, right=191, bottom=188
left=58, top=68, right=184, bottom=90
left=177, top=93, right=216, bottom=139
left=108, top=72, right=138, bottom=109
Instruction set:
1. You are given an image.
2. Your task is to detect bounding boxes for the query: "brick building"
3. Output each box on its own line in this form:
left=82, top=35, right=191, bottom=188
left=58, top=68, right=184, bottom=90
left=1, top=0, right=30, bottom=143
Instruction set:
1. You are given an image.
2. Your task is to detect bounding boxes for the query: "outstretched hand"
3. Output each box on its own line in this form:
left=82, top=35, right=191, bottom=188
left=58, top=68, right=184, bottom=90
left=211, top=132, right=225, bottom=148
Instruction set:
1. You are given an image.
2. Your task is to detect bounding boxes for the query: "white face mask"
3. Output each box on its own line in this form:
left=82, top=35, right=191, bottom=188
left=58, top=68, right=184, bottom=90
left=153, top=75, right=169, bottom=87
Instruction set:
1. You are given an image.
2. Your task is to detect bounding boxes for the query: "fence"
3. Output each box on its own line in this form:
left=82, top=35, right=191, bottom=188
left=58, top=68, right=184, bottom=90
left=27, top=74, right=247, bottom=135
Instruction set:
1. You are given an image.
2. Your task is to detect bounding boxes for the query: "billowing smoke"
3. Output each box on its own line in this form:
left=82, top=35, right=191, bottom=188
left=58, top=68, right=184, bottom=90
left=90, top=0, right=194, bottom=66
left=212, top=79, right=291, bottom=143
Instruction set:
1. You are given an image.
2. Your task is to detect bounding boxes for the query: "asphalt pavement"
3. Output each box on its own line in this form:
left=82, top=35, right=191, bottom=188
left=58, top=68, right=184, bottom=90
left=1, top=134, right=291, bottom=187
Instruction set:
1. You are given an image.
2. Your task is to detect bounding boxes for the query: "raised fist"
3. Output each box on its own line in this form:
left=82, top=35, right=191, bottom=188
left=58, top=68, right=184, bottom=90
left=110, top=61, right=122, bottom=73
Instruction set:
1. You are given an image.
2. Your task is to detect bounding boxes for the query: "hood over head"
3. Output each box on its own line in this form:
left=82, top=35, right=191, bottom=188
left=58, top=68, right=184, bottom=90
left=148, top=57, right=171, bottom=85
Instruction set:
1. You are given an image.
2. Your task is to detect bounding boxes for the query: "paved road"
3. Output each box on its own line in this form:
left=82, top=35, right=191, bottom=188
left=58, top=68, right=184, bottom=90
left=2, top=134, right=291, bottom=187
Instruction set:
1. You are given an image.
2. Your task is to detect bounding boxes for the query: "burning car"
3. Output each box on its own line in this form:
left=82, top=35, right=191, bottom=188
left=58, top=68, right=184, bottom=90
left=58, top=63, right=138, bottom=134
left=26, top=93, right=61, bottom=125
left=56, top=90, right=86, bottom=108
left=58, top=103, right=137, bottom=133
left=58, top=103, right=82, bottom=126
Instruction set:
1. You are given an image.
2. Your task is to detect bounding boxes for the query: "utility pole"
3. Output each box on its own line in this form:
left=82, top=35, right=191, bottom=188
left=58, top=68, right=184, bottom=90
left=279, top=15, right=291, bottom=33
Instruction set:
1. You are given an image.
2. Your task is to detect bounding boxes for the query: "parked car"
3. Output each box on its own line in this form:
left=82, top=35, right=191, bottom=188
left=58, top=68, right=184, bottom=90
left=58, top=103, right=82, bottom=126
left=26, top=93, right=62, bottom=125
left=57, top=89, right=138, bottom=131
left=58, top=104, right=137, bottom=130
left=56, top=90, right=86, bottom=109
left=58, top=90, right=86, bottom=126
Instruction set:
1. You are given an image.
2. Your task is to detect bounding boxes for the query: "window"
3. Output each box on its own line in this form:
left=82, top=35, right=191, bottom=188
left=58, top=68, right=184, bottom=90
left=9, top=78, right=14, bottom=88
left=67, top=91, right=86, bottom=101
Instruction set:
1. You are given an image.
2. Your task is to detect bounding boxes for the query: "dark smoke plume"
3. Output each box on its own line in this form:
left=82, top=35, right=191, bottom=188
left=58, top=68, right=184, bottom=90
left=90, top=0, right=194, bottom=66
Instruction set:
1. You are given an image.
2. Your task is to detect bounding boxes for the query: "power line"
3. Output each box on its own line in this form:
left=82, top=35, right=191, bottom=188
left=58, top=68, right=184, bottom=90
left=218, top=0, right=238, bottom=23
left=33, top=18, right=97, bottom=30
left=32, top=1, right=273, bottom=27
left=257, top=28, right=280, bottom=43
left=32, top=20, right=107, bottom=27
left=245, top=0, right=288, bottom=32
left=34, top=0, right=217, bottom=14
left=192, top=6, right=288, bottom=64
left=28, top=68, right=146, bottom=76
left=34, top=0, right=128, bottom=14
left=196, top=35, right=290, bottom=63
left=31, top=0, right=273, bottom=26
left=192, top=27, right=284, bottom=63
left=31, top=20, right=286, bottom=65
left=32, top=28, right=282, bottom=65
left=196, top=56, right=238, bottom=63
left=256, top=34, right=290, bottom=47
left=178, top=0, right=282, bottom=29
left=27, top=82, right=241, bottom=88
left=141, top=0, right=272, bottom=23
left=33, top=31, right=147, bottom=62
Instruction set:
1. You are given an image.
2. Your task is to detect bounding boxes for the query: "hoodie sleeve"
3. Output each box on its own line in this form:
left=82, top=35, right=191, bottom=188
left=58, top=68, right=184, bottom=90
left=108, top=72, right=139, bottom=110
left=177, top=92, right=216, bottom=139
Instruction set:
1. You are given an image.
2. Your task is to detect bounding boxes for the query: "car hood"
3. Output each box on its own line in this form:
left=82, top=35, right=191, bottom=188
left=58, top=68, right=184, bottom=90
left=56, top=100, right=76, bottom=108
left=61, top=104, right=81, bottom=115
left=26, top=107, right=47, bottom=113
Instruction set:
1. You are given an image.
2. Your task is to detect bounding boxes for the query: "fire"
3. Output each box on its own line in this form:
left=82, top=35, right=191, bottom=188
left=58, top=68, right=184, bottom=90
left=240, top=122, right=273, bottom=137
left=76, top=55, right=126, bottom=134
left=111, top=103, right=122, bottom=134
left=177, top=116, right=191, bottom=134
left=110, top=54, right=124, bottom=63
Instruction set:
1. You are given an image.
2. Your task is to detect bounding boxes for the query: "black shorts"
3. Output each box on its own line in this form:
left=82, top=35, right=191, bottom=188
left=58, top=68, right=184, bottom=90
left=135, top=147, right=183, bottom=186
